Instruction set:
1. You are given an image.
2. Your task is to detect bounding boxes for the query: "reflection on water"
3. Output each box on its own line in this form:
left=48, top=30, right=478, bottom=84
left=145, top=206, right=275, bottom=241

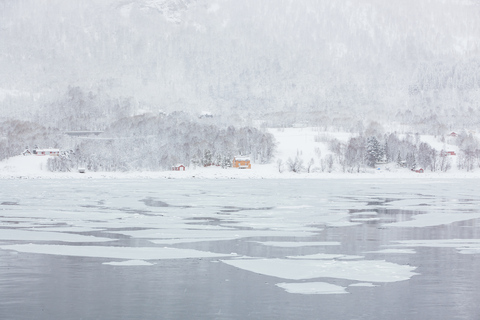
left=0, top=179, right=480, bottom=320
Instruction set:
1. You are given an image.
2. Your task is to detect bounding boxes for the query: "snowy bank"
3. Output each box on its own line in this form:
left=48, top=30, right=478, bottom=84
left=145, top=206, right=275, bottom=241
left=1, top=154, right=480, bottom=179
left=0, top=127, right=477, bottom=179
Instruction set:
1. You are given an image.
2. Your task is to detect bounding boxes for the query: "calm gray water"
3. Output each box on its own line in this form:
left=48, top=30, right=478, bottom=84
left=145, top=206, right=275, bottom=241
left=1, top=179, right=480, bottom=320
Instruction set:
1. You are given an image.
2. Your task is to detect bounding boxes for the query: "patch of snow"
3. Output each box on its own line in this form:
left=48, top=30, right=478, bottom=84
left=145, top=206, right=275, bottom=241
left=276, top=282, right=348, bottom=295
left=26, top=227, right=105, bottom=233
left=287, top=253, right=364, bottom=260
left=367, top=249, right=416, bottom=254
left=0, top=229, right=114, bottom=243
left=150, top=238, right=234, bottom=244
left=110, top=228, right=317, bottom=240
left=277, top=205, right=313, bottom=209
left=0, top=244, right=230, bottom=260
left=349, top=283, right=378, bottom=287
left=351, top=211, right=378, bottom=216
left=222, top=258, right=418, bottom=282
left=350, top=217, right=381, bottom=222
left=253, top=241, right=340, bottom=248
left=0, top=155, right=51, bottom=176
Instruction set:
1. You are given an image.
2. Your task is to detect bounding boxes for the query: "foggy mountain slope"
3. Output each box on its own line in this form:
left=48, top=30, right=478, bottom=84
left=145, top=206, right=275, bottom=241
left=1, top=0, right=480, bottom=131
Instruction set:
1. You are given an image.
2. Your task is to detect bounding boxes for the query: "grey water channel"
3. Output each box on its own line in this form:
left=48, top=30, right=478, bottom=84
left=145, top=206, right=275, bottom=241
left=1, top=179, right=480, bottom=319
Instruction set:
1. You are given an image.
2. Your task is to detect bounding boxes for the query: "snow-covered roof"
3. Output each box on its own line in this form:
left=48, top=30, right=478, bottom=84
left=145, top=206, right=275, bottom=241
left=234, top=156, right=250, bottom=161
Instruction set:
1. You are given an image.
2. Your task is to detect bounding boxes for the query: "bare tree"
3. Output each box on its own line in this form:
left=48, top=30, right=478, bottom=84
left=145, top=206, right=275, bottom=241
left=287, top=156, right=304, bottom=173
left=277, top=159, right=284, bottom=173
left=306, top=158, right=314, bottom=173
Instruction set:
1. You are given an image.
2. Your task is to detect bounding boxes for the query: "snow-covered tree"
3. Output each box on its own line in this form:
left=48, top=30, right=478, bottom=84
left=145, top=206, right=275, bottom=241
left=366, top=136, right=383, bottom=168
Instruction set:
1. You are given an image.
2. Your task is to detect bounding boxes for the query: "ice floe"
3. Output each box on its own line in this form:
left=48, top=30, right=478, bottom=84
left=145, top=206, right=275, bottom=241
left=102, top=260, right=154, bottom=266
left=0, top=244, right=230, bottom=260
left=109, top=228, right=317, bottom=240
left=286, top=253, right=364, bottom=260
left=367, top=249, right=416, bottom=254
left=349, top=283, right=378, bottom=287
left=0, top=229, right=114, bottom=243
left=386, top=212, right=480, bottom=227
left=222, top=258, right=418, bottom=282
left=253, top=241, right=340, bottom=247
left=276, top=282, right=348, bottom=294
left=391, top=239, right=480, bottom=254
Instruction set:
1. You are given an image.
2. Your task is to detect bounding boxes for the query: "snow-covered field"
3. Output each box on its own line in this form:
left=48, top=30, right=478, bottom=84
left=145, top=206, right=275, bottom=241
left=0, top=127, right=474, bottom=179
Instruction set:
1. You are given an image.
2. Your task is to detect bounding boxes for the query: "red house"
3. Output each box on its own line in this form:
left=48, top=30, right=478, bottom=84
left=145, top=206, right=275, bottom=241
left=172, top=164, right=186, bottom=171
left=33, top=149, right=60, bottom=156
left=441, top=151, right=456, bottom=157
left=232, top=156, right=251, bottom=169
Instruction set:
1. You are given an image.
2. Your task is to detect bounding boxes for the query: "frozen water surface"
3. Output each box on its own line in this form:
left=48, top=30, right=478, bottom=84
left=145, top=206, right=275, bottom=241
left=1, top=179, right=480, bottom=319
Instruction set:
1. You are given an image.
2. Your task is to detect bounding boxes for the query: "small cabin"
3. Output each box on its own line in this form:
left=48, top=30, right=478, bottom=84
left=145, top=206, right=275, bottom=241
left=33, top=149, right=60, bottom=156
left=449, top=132, right=458, bottom=137
left=232, top=156, right=251, bottom=169
left=441, top=151, right=457, bottom=157
left=172, top=164, right=186, bottom=171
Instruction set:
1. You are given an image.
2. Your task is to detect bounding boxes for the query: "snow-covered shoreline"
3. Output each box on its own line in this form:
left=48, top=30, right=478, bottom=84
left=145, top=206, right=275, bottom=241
left=1, top=157, right=479, bottom=180
left=1, top=127, right=477, bottom=180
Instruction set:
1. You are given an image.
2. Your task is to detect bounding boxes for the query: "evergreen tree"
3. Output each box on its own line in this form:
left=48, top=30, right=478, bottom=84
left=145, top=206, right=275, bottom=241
left=396, top=152, right=404, bottom=167
left=406, top=152, right=416, bottom=170
left=366, top=136, right=382, bottom=167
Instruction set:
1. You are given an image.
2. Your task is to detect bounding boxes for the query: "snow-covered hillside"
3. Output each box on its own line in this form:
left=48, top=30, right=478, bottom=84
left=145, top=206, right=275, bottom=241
left=2, top=0, right=480, bottom=133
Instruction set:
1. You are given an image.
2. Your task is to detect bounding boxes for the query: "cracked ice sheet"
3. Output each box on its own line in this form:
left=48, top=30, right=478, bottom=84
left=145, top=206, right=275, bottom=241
left=26, top=227, right=105, bottom=233
left=221, top=258, right=418, bottom=282
left=286, top=253, right=364, bottom=260
left=349, top=283, right=378, bottom=287
left=253, top=241, right=340, bottom=247
left=276, top=282, right=347, bottom=295
left=277, top=205, right=314, bottom=209
left=102, top=260, right=154, bottom=266
left=385, top=212, right=480, bottom=227
left=391, top=239, right=480, bottom=254
left=0, top=229, right=114, bottom=242
left=110, top=228, right=317, bottom=240
left=367, top=249, right=416, bottom=254
left=0, top=244, right=231, bottom=260
left=150, top=238, right=235, bottom=245
left=220, top=220, right=320, bottom=233
left=351, top=211, right=378, bottom=216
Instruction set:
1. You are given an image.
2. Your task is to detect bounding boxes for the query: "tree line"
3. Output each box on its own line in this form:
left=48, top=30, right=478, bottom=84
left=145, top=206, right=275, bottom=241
left=46, top=112, right=275, bottom=172
left=278, top=130, right=480, bottom=174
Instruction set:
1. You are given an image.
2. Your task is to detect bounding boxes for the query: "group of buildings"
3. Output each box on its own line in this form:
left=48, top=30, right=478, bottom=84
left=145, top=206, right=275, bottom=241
left=172, top=156, right=251, bottom=171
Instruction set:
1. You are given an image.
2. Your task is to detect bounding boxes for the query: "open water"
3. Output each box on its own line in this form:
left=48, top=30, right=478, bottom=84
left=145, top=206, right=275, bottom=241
left=1, top=179, right=480, bottom=319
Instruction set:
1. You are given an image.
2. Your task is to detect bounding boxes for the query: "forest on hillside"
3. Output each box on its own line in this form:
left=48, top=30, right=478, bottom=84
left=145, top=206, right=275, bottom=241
left=277, top=127, right=480, bottom=174
left=2, top=1, right=480, bottom=173
left=1, top=0, right=480, bottom=135
left=0, top=111, right=275, bottom=172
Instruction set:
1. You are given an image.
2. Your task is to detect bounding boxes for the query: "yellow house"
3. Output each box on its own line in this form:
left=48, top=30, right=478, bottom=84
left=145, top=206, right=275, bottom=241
left=232, top=156, right=251, bottom=169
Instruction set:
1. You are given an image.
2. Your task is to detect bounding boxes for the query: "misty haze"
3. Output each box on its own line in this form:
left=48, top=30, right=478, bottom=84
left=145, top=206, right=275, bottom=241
left=1, top=1, right=480, bottom=319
